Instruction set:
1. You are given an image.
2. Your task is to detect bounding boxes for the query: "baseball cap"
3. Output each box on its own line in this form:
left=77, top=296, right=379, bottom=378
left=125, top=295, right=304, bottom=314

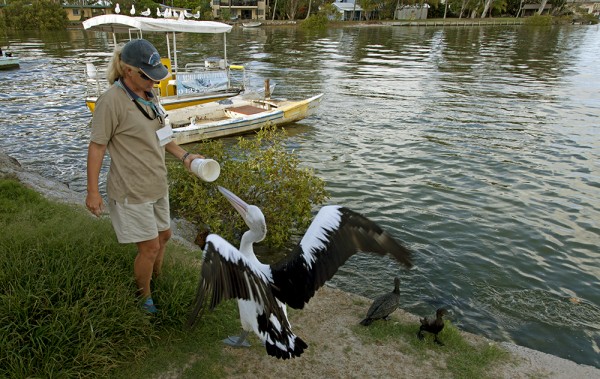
left=121, top=39, right=169, bottom=81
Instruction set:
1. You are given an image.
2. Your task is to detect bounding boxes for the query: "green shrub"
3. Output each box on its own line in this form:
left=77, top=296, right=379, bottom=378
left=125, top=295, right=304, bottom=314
left=3, top=0, right=68, bottom=31
left=523, top=14, right=554, bottom=26
left=579, top=13, right=599, bottom=24
left=0, top=179, right=198, bottom=378
left=168, top=125, right=328, bottom=249
left=300, top=13, right=330, bottom=30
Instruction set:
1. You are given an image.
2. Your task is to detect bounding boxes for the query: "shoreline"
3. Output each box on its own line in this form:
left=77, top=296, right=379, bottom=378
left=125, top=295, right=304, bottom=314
left=1, top=149, right=599, bottom=377
left=67, top=17, right=526, bottom=30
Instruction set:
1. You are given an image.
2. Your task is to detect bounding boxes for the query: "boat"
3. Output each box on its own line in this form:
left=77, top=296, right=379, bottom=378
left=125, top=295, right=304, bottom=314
left=167, top=89, right=323, bottom=145
left=82, top=14, right=246, bottom=112
left=242, top=22, right=262, bottom=28
left=0, top=51, right=19, bottom=70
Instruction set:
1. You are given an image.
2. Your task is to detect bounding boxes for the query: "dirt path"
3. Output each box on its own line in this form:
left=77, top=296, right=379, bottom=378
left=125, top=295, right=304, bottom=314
left=221, top=286, right=599, bottom=379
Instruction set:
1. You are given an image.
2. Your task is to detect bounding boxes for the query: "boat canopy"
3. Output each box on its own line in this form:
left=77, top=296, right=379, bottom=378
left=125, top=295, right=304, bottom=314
left=82, top=15, right=233, bottom=76
left=82, top=14, right=232, bottom=34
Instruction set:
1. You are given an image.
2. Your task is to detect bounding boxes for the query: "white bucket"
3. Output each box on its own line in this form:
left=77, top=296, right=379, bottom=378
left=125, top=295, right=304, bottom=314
left=190, top=158, right=220, bottom=182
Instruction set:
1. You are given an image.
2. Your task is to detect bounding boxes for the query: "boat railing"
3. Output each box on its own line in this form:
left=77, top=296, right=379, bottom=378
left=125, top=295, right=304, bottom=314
left=85, top=62, right=110, bottom=99
left=84, top=60, right=247, bottom=102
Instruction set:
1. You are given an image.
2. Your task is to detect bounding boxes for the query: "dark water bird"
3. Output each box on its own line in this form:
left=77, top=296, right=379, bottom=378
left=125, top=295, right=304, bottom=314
left=417, top=308, right=449, bottom=345
left=360, top=277, right=401, bottom=326
left=188, top=186, right=413, bottom=360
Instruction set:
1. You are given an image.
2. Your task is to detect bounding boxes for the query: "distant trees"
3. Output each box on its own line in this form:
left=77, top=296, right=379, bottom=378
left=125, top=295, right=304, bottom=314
left=441, top=0, right=566, bottom=19
left=2, top=0, right=68, bottom=30
left=0, top=0, right=576, bottom=30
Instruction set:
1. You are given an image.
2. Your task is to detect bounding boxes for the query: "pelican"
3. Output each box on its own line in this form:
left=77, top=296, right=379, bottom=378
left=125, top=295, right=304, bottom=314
left=188, top=186, right=413, bottom=359
left=141, top=8, right=151, bottom=17
left=130, top=4, right=135, bottom=15
left=114, top=3, right=120, bottom=14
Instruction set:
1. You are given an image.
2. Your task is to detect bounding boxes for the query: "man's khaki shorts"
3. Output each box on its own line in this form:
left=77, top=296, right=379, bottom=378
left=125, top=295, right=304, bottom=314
left=108, top=195, right=170, bottom=244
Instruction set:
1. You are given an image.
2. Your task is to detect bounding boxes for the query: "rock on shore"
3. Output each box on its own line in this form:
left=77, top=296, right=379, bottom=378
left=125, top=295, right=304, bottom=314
left=1, top=150, right=85, bottom=205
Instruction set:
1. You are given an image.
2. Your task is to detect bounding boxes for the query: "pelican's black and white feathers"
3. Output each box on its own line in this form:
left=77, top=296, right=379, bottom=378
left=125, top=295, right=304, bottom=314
left=189, top=234, right=307, bottom=359
left=188, top=234, right=279, bottom=322
left=188, top=186, right=413, bottom=359
left=271, top=207, right=412, bottom=309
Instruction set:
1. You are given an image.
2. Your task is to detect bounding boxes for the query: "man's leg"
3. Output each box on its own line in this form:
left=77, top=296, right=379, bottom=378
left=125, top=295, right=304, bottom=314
left=135, top=237, right=161, bottom=298
left=153, top=228, right=172, bottom=278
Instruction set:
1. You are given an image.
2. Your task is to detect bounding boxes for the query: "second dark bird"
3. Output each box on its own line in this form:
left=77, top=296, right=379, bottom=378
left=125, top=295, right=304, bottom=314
left=417, top=308, right=449, bottom=345
left=360, top=277, right=401, bottom=326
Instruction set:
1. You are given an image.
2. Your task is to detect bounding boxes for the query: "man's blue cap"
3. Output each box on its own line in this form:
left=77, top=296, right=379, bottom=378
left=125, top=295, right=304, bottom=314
left=121, top=39, right=169, bottom=81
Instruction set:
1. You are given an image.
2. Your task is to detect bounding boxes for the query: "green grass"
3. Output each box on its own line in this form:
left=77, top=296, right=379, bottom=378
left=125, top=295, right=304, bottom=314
left=1, top=178, right=513, bottom=378
left=353, top=318, right=509, bottom=378
left=0, top=179, right=238, bottom=378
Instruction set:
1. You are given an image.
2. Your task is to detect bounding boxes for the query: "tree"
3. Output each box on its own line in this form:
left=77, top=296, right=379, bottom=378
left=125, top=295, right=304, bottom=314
left=305, top=0, right=312, bottom=19
left=3, top=0, right=67, bottom=31
left=273, top=0, right=279, bottom=19
left=358, top=0, right=378, bottom=20
left=286, top=0, right=302, bottom=19
left=537, top=0, right=548, bottom=15
left=481, top=0, right=493, bottom=17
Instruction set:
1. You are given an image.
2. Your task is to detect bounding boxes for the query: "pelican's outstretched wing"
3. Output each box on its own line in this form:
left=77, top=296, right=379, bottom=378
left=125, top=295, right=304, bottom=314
left=187, top=234, right=284, bottom=328
left=270, top=206, right=413, bottom=309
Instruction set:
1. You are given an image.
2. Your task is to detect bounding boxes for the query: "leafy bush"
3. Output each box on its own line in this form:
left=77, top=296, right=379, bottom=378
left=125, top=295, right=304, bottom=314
left=300, top=13, right=330, bottom=30
left=523, top=14, right=554, bottom=26
left=0, top=179, right=198, bottom=378
left=579, top=13, right=599, bottom=24
left=168, top=126, right=329, bottom=249
left=3, top=0, right=67, bottom=31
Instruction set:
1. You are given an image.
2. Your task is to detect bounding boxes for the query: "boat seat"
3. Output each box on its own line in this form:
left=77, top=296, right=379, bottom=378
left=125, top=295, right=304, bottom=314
left=85, top=63, right=98, bottom=80
left=85, top=62, right=103, bottom=96
left=225, top=105, right=267, bottom=117
left=157, top=58, right=176, bottom=96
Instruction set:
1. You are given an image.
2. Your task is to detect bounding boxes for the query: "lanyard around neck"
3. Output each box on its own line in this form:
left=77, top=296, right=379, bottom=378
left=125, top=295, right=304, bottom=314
left=117, top=79, right=163, bottom=123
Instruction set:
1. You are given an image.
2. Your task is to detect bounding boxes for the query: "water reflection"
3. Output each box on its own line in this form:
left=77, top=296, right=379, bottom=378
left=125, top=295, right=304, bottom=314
left=0, top=25, right=599, bottom=368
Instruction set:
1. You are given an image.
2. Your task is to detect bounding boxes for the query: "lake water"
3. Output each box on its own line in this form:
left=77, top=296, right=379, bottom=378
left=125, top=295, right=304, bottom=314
left=0, top=24, right=599, bottom=368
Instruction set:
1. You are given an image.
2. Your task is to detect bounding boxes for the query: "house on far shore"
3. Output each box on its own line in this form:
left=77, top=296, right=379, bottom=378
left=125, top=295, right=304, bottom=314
left=211, top=0, right=267, bottom=21
left=394, top=4, right=429, bottom=20
left=330, top=0, right=364, bottom=21
left=520, top=3, right=552, bottom=17
left=566, top=0, right=600, bottom=16
left=63, top=0, right=113, bottom=21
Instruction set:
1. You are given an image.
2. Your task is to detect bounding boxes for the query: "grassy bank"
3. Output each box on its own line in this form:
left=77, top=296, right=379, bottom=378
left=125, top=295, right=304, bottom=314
left=1, top=178, right=512, bottom=378
left=0, top=178, right=237, bottom=377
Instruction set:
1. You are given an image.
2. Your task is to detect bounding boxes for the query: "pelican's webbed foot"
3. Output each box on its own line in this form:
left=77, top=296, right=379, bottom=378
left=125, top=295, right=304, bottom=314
left=223, top=330, right=251, bottom=347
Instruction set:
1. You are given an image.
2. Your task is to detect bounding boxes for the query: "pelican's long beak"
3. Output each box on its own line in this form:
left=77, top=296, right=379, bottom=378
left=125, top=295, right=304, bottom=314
left=218, top=186, right=249, bottom=218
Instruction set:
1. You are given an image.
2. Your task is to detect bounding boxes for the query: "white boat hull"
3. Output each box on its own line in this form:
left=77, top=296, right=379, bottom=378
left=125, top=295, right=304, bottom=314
left=168, top=93, right=323, bottom=144
left=0, top=56, right=19, bottom=70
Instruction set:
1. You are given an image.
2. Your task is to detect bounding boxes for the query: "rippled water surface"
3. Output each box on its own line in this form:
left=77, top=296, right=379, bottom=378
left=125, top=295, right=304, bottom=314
left=1, top=25, right=599, bottom=368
